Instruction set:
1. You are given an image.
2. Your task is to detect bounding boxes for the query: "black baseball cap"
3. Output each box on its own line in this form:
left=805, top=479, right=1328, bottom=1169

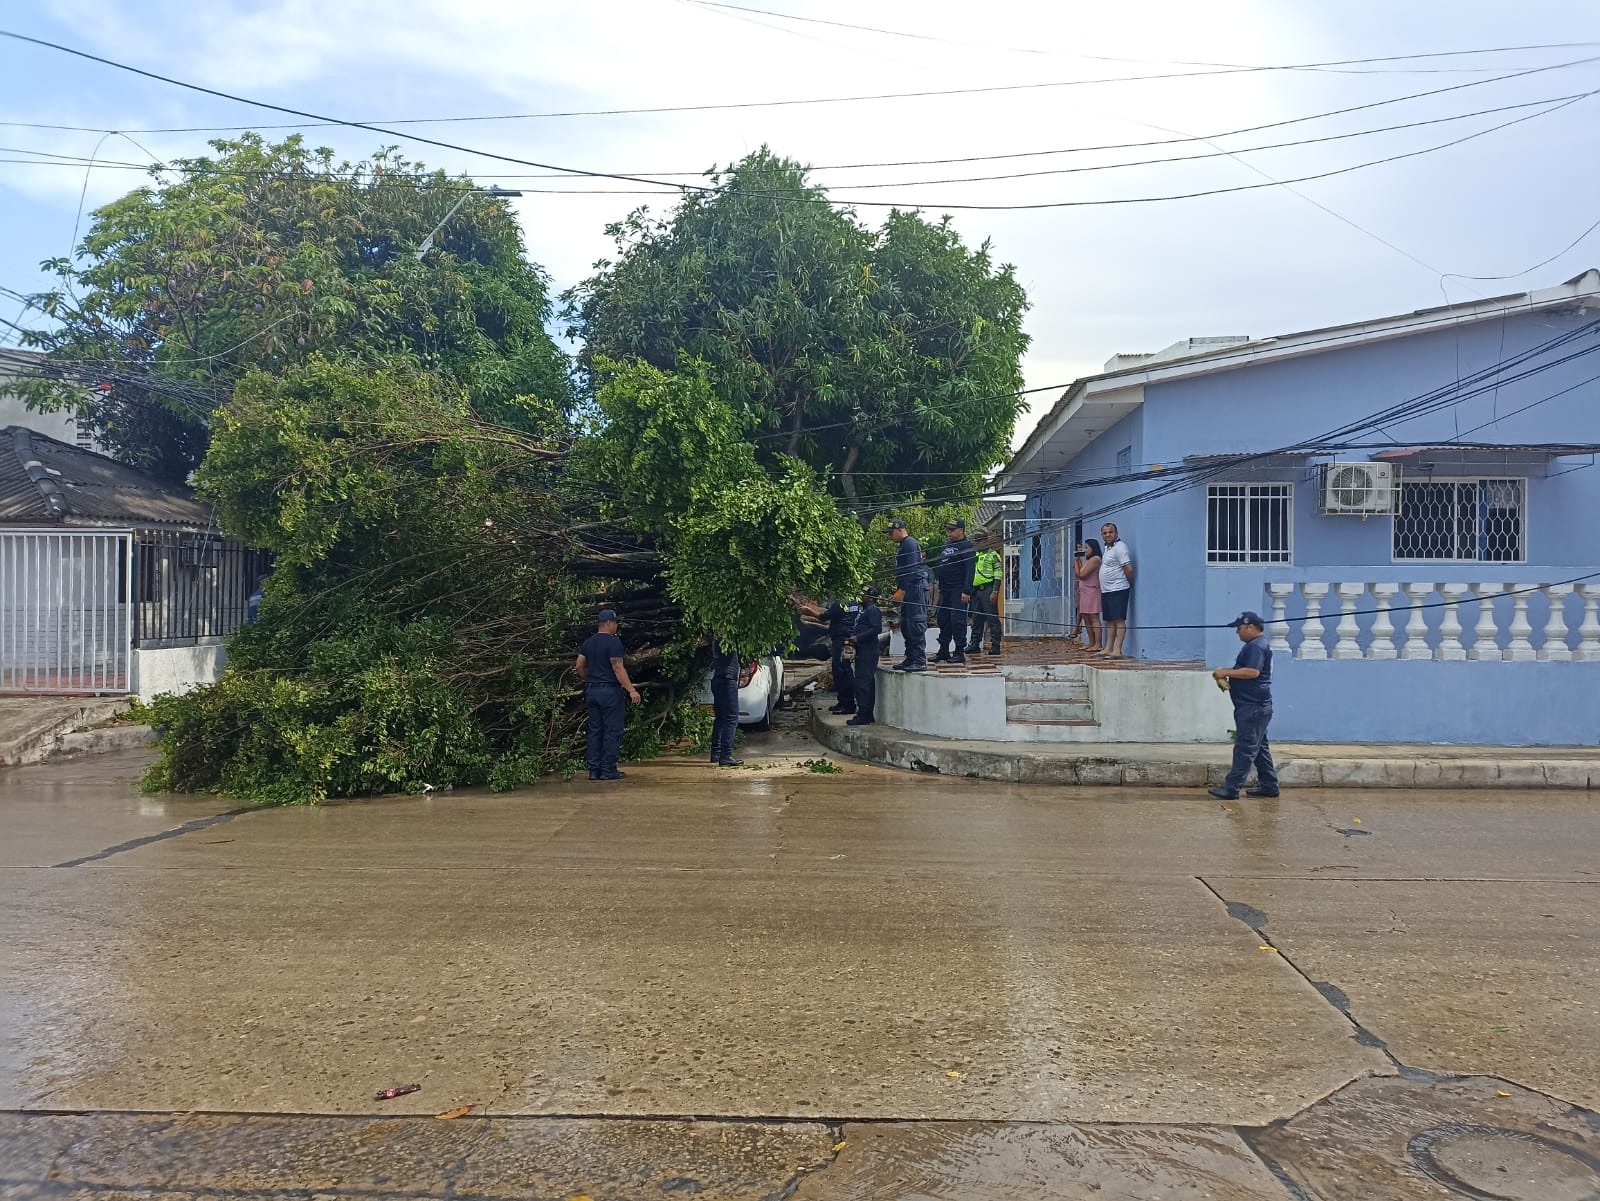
left=945, top=519, right=965, bottom=530
left=862, top=583, right=879, bottom=599
left=597, top=608, right=618, bottom=623
left=1228, top=611, right=1266, bottom=629
left=888, top=519, right=908, bottom=530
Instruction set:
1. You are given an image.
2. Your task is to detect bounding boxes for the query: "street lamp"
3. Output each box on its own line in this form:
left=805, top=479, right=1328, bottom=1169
left=413, top=186, right=524, bottom=261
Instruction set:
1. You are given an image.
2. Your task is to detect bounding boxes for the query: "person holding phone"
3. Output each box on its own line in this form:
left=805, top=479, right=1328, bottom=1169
left=1074, top=538, right=1103, bottom=652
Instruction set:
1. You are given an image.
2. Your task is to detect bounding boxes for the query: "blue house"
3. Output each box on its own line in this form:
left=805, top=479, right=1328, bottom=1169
left=998, top=270, right=1600, bottom=746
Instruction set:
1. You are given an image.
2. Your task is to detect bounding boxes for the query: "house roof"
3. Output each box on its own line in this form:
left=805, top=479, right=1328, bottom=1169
left=999, top=268, right=1600, bottom=489
left=0, top=425, right=220, bottom=528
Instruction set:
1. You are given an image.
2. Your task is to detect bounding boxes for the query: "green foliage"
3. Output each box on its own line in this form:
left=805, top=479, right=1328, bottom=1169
left=799, top=758, right=844, bottom=774
left=567, top=148, right=1030, bottom=512
left=22, top=135, right=571, bottom=481
left=582, top=358, right=874, bottom=656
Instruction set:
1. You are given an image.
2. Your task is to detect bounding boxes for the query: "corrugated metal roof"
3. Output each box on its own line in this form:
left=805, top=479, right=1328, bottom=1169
left=0, top=426, right=220, bottom=529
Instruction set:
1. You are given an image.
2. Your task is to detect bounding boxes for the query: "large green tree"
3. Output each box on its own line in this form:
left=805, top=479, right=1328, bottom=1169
left=22, top=134, right=571, bottom=481
left=566, top=148, right=1030, bottom=514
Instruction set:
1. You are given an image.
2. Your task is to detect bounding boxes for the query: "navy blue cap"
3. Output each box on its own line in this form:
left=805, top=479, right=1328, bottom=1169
left=888, top=519, right=908, bottom=530
left=946, top=519, right=965, bottom=530
left=1228, top=611, right=1266, bottom=629
left=597, top=608, right=618, bottom=624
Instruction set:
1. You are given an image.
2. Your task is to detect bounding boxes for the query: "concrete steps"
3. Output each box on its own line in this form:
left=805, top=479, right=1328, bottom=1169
left=1001, top=664, right=1098, bottom=741
left=1006, top=700, right=1096, bottom=722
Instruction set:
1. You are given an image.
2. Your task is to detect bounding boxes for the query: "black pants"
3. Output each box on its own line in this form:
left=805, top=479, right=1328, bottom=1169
left=900, top=581, right=928, bottom=668
left=585, top=684, right=625, bottom=773
left=936, top=594, right=968, bottom=655
left=854, top=656, right=878, bottom=720
left=831, top=639, right=856, bottom=711
left=968, top=586, right=1000, bottom=652
left=710, top=673, right=739, bottom=762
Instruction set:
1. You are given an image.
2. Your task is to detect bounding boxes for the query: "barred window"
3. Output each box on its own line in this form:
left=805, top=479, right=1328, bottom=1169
left=1393, top=478, right=1525, bottom=562
left=1207, top=483, right=1293, bottom=564
left=1116, top=445, right=1132, bottom=474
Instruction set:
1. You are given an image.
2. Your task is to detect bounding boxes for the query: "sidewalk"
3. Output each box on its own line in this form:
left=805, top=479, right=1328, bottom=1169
left=811, top=705, right=1600, bottom=789
left=0, top=696, right=133, bottom=767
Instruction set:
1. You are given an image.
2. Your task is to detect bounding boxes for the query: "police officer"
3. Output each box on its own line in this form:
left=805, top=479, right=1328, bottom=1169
left=708, top=636, right=744, bottom=767
left=575, top=608, right=641, bottom=781
left=817, top=597, right=860, bottom=714
left=888, top=519, right=929, bottom=673
left=847, top=584, right=883, bottom=726
left=965, top=531, right=1004, bottom=657
left=934, top=519, right=976, bottom=665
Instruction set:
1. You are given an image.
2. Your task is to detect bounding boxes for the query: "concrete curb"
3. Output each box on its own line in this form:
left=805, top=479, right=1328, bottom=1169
left=810, top=707, right=1598, bottom=790
left=0, top=698, right=133, bottom=767
left=51, top=725, right=159, bottom=758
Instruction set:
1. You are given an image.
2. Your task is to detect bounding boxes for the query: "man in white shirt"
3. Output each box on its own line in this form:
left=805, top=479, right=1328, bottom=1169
left=1098, top=522, right=1134, bottom=658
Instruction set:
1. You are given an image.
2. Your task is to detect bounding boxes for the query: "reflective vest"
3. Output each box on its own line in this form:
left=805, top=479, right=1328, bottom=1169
left=973, top=549, right=1002, bottom=587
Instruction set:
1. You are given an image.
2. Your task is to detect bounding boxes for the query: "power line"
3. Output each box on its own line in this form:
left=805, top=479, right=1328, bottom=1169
left=3, top=33, right=1598, bottom=136
left=681, top=3, right=1600, bottom=76
left=6, top=31, right=1585, bottom=215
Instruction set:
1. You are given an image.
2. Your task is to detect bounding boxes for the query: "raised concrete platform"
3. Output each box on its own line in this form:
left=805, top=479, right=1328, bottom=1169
left=812, top=705, right=1600, bottom=789
left=876, top=661, right=1230, bottom=744
left=0, top=697, right=132, bottom=767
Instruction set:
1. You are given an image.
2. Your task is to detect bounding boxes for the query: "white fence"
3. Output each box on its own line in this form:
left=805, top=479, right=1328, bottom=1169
left=1265, top=579, right=1600, bottom=662
left=0, top=529, right=133, bottom=693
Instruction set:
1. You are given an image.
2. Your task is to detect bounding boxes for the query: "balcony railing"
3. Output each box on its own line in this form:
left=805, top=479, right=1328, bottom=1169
left=1264, top=580, right=1600, bottom=662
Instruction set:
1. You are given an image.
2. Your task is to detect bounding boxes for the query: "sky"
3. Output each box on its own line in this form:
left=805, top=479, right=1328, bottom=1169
left=2, top=0, right=1599, bottom=450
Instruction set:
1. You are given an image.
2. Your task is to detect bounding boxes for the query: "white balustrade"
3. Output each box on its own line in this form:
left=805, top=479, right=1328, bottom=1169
left=1266, top=583, right=1294, bottom=655
left=1266, top=577, right=1600, bottom=663
left=1504, top=589, right=1536, bottom=662
left=1539, top=585, right=1574, bottom=661
left=1401, top=583, right=1433, bottom=660
left=1577, top=584, right=1600, bottom=661
left=1467, top=583, right=1504, bottom=660
left=1368, top=583, right=1400, bottom=660
left=1298, top=584, right=1329, bottom=660
left=1332, top=583, right=1365, bottom=659
left=1436, top=584, right=1469, bottom=661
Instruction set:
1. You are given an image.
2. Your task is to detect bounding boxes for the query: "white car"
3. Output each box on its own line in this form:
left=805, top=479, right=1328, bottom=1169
left=697, top=653, right=786, bottom=731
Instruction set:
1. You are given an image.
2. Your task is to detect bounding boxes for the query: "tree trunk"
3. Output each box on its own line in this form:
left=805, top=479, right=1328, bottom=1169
left=839, top=443, right=868, bottom=528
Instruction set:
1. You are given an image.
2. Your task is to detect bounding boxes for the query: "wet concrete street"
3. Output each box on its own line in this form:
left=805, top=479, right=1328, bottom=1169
left=1, top=739, right=1597, bottom=1199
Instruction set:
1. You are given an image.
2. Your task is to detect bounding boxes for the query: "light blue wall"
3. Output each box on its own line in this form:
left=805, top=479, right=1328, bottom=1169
left=1019, top=308, right=1600, bottom=743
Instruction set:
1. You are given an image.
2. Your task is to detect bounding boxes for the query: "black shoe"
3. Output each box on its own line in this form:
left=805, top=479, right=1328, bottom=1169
left=951, top=654, right=966, bottom=664
left=1246, top=788, right=1280, bottom=798
left=588, top=770, right=600, bottom=780
left=846, top=716, right=875, bottom=726
left=963, top=645, right=982, bottom=655
left=933, top=652, right=951, bottom=663
left=828, top=705, right=855, bottom=715
left=717, top=758, right=745, bottom=767
left=1208, top=787, right=1240, bottom=800
left=899, top=664, right=927, bottom=673
left=598, top=770, right=626, bottom=781
left=988, top=647, right=1001, bottom=656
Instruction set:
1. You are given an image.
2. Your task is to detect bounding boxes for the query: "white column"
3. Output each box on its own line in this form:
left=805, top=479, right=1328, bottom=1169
left=1368, top=584, right=1400, bottom=660
left=1333, top=583, right=1365, bottom=659
left=1266, top=583, right=1293, bottom=656
left=1467, top=583, right=1504, bottom=660
left=1504, top=587, right=1536, bottom=662
left=1435, top=584, right=1469, bottom=661
left=1298, top=583, right=1329, bottom=660
left=1576, top=584, right=1600, bottom=662
left=1539, top=584, right=1574, bottom=661
left=1401, top=583, right=1433, bottom=661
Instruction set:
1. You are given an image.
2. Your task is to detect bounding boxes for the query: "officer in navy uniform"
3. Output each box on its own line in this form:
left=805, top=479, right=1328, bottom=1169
left=934, top=519, right=976, bottom=665
left=575, top=608, right=641, bottom=781
left=847, top=585, right=883, bottom=726
left=888, top=519, right=929, bottom=672
left=820, top=597, right=860, bottom=714
left=708, top=637, right=744, bottom=767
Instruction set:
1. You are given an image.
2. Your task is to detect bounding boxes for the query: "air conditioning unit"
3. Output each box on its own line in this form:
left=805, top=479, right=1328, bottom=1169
left=1320, top=461, right=1395, bottom=514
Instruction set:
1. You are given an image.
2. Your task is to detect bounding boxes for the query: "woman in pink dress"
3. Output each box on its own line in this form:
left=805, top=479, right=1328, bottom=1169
left=1074, top=538, right=1103, bottom=652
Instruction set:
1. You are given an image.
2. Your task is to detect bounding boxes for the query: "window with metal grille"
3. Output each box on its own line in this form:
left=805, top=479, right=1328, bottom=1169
left=1116, top=445, right=1132, bottom=474
left=1206, top=483, right=1293, bottom=564
left=1393, top=478, right=1525, bottom=562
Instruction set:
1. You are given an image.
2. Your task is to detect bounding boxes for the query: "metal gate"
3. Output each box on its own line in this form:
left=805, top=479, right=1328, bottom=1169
left=0, top=529, right=133, bottom=694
